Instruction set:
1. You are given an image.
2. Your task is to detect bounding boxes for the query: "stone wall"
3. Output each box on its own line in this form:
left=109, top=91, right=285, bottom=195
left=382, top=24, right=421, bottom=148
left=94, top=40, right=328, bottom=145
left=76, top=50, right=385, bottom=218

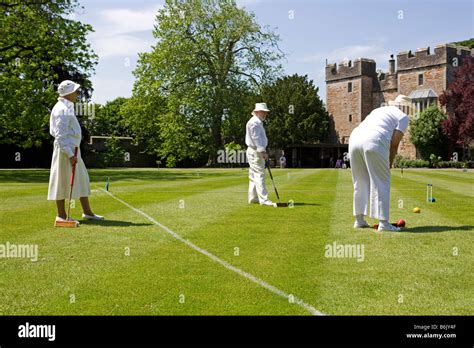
left=397, top=65, right=446, bottom=97
left=373, top=73, right=398, bottom=109
left=398, top=130, right=417, bottom=159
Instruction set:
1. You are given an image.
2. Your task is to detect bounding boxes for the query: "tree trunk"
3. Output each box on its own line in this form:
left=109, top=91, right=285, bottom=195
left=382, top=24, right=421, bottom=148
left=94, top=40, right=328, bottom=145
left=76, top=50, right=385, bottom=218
left=208, top=87, right=224, bottom=165
left=208, top=112, right=223, bottom=165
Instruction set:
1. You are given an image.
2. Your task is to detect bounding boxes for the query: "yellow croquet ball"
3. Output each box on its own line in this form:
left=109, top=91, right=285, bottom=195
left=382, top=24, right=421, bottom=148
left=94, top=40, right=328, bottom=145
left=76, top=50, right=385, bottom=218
left=413, top=207, right=421, bottom=213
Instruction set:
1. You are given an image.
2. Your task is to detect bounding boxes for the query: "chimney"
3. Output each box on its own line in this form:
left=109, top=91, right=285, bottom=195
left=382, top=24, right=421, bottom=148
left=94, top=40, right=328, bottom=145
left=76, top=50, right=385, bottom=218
left=389, top=54, right=395, bottom=74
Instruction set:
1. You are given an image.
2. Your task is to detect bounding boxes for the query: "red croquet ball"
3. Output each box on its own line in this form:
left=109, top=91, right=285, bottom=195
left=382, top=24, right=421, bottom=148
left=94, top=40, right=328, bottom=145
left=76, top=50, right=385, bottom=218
left=397, top=219, right=406, bottom=227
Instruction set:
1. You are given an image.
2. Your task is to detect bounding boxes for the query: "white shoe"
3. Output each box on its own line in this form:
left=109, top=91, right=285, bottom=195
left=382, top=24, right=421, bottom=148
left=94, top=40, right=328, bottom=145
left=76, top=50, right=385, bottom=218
left=260, top=200, right=276, bottom=207
left=354, top=221, right=370, bottom=228
left=377, top=224, right=401, bottom=232
left=82, top=213, right=104, bottom=221
left=56, top=216, right=79, bottom=223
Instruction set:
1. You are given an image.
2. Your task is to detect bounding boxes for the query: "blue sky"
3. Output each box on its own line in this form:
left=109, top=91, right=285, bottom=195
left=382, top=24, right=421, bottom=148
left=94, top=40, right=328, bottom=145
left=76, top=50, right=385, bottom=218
left=76, top=0, right=473, bottom=104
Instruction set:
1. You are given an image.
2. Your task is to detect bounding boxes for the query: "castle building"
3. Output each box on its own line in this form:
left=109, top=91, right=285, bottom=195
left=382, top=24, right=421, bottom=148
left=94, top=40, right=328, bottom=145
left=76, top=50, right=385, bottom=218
left=325, top=44, right=472, bottom=159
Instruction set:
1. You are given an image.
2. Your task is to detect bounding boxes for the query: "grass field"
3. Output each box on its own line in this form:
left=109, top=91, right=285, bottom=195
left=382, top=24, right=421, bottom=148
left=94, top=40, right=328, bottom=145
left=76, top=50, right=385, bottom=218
left=0, top=168, right=472, bottom=315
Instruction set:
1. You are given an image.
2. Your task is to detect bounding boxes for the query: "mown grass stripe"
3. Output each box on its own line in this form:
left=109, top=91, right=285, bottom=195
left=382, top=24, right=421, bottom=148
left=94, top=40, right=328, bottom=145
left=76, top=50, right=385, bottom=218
left=100, top=188, right=324, bottom=316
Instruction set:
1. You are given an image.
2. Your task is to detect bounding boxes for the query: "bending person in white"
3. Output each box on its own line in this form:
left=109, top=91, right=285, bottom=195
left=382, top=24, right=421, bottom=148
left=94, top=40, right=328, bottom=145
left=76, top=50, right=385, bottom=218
left=348, top=95, right=410, bottom=232
left=48, top=80, right=103, bottom=225
left=245, top=103, right=276, bottom=207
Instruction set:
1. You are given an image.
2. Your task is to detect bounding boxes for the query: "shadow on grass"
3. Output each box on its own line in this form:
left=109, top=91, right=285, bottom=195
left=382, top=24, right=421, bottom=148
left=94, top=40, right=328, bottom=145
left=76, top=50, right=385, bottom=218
left=404, top=225, right=474, bottom=233
left=0, top=169, right=234, bottom=183
left=292, top=202, right=320, bottom=206
left=79, top=219, right=152, bottom=227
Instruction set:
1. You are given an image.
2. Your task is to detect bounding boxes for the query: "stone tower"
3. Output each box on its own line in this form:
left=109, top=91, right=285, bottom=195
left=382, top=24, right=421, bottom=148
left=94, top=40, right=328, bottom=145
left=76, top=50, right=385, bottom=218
left=325, top=58, right=376, bottom=145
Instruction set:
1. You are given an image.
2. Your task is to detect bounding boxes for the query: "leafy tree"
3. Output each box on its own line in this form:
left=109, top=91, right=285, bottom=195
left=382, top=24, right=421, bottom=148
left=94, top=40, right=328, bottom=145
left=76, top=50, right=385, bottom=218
left=221, top=84, right=257, bottom=146
left=439, top=56, right=474, bottom=156
left=103, top=136, right=126, bottom=167
left=130, top=0, right=283, bottom=165
left=90, top=97, right=131, bottom=137
left=121, top=91, right=209, bottom=167
left=410, top=106, right=448, bottom=159
left=261, top=74, right=330, bottom=149
left=0, top=0, right=97, bottom=148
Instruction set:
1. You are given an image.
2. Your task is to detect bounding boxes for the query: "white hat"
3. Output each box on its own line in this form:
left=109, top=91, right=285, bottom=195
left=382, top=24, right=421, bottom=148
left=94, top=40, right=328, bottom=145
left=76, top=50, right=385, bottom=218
left=389, top=94, right=411, bottom=106
left=253, top=102, right=270, bottom=113
left=58, top=80, right=80, bottom=97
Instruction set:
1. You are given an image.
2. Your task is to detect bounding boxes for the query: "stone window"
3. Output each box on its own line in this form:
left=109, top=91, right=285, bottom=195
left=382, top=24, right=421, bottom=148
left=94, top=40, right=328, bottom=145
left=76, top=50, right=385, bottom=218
left=418, top=74, right=424, bottom=86
left=349, top=114, right=352, bottom=122
left=348, top=82, right=352, bottom=92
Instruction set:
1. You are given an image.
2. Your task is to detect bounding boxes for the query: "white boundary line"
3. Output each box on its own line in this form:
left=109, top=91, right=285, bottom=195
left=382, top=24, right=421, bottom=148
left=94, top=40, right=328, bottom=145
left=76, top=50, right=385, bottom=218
left=100, top=188, right=324, bottom=316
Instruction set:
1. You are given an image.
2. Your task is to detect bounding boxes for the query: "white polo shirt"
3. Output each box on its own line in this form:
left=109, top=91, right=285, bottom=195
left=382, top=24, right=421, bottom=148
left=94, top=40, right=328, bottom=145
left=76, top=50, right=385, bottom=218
left=245, top=115, right=268, bottom=152
left=358, top=106, right=409, bottom=143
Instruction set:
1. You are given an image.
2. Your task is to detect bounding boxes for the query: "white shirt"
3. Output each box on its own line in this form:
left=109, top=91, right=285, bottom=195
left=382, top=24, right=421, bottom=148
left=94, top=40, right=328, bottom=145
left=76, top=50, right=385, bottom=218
left=49, top=97, right=82, bottom=158
left=245, top=115, right=268, bottom=152
left=358, top=106, right=409, bottom=143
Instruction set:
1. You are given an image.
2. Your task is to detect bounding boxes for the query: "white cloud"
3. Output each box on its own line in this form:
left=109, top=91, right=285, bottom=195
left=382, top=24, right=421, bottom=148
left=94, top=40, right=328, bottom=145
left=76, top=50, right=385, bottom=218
left=96, top=6, right=162, bottom=37
left=92, top=34, right=154, bottom=59
left=89, top=4, right=162, bottom=58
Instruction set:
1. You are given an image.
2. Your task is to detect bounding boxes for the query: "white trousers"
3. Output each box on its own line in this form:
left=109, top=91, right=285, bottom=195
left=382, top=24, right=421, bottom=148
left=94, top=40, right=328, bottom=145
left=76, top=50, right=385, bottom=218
left=48, top=143, right=91, bottom=201
left=348, top=128, right=391, bottom=220
left=246, top=147, right=270, bottom=204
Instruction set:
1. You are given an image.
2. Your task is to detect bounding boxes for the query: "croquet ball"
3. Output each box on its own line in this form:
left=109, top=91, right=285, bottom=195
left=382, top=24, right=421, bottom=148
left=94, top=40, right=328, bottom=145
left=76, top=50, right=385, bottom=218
left=413, top=207, right=421, bottom=213
left=397, top=219, right=406, bottom=227
left=431, top=198, right=436, bottom=202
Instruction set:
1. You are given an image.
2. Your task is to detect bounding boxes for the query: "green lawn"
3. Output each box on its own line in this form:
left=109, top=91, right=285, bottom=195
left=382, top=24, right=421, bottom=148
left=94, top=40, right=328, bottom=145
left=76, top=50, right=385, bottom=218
left=0, top=168, right=472, bottom=315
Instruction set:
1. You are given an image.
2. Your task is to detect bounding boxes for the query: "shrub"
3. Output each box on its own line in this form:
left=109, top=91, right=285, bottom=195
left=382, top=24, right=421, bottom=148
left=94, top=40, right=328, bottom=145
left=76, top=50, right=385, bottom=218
left=394, top=155, right=472, bottom=169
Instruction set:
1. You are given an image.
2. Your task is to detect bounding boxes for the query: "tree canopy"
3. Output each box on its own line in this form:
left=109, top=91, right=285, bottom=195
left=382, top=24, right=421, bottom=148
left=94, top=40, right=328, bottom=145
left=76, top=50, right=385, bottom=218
left=127, top=0, right=283, bottom=166
left=409, top=106, right=448, bottom=159
left=261, top=74, right=330, bottom=149
left=89, top=98, right=131, bottom=137
left=0, top=0, right=97, bottom=148
left=440, top=56, right=474, bottom=151
left=451, top=38, right=474, bottom=49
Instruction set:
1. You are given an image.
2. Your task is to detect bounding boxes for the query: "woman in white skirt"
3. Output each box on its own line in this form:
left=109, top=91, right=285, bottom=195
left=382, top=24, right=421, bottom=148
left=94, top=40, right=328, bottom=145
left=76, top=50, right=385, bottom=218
left=48, top=80, right=103, bottom=225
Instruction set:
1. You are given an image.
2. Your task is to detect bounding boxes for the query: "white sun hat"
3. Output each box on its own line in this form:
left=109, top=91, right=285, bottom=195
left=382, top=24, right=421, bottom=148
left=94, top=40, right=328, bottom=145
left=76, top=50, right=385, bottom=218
left=58, top=80, right=81, bottom=97
left=388, top=94, right=411, bottom=107
left=252, top=102, right=270, bottom=113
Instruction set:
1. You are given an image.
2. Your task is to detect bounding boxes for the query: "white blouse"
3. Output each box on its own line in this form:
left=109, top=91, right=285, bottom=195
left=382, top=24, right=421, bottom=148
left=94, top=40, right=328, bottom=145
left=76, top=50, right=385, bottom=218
left=49, top=97, right=82, bottom=158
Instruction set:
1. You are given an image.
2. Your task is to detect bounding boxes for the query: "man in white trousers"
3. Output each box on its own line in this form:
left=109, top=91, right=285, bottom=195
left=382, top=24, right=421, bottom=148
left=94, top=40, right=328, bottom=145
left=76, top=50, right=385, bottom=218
left=348, top=95, right=410, bottom=232
left=245, top=103, right=276, bottom=207
left=48, top=80, right=104, bottom=225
